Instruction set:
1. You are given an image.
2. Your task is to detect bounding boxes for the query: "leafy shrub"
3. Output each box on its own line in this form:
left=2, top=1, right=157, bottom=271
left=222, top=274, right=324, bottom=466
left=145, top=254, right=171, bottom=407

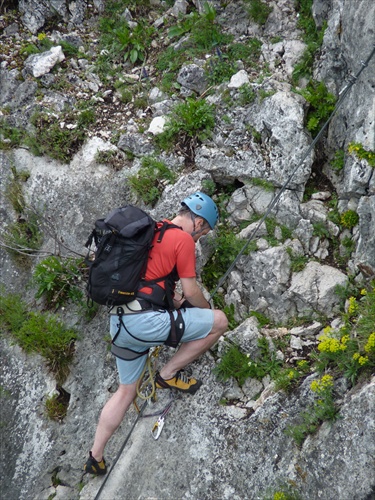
left=32, top=256, right=85, bottom=308
left=202, top=224, right=256, bottom=292
left=0, top=120, right=24, bottom=149
left=97, top=5, right=155, bottom=71
left=205, top=55, right=237, bottom=85
left=0, top=292, right=77, bottom=383
left=285, top=374, right=339, bottom=445
left=155, top=98, right=215, bottom=152
left=330, top=149, right=345, bottom=171
left=169, top=2, right=232, bottom=52
left=3, top=212, right=43, bottom=263
left=214, top=337, right=283, bottom=386
left=292, top=0, right=326, bottom=83
left=237, top=83, right=256, bottom=106
left=286, top=247, right=309, bottom=272
left=245, top=0, right=273, bottom=25
left=298, top=80, right=336, bottom=136
left=27, top=112, right=88, bottom=163
left=227, top=39, right=262, bottom=66
left=340, top=210, right=359, bottom=229
left=348, top=142, right=375, bottom=167
left=128, top=156, right=177, bottom=206
left=274, top=359, right=311, bottom=392
left=214, top=343, right=254, bottom=386
left=45, top=390, right=69, bottom=421
left=313, top=286, right=375, bottom=384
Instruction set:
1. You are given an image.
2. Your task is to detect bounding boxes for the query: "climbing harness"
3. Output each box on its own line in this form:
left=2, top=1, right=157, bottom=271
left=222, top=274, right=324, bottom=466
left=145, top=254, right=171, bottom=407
left=92, top=44, right=375, bottom=500
left=209, top=43, right=375, bottom=300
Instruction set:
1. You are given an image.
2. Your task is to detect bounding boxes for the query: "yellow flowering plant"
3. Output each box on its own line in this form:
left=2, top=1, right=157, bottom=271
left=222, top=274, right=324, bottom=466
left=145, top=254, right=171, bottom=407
left=286, top=373, right=338, bottom=445
left=348, top=142, right=375, bottom=167
left=314, top=283, right=375, bottom=384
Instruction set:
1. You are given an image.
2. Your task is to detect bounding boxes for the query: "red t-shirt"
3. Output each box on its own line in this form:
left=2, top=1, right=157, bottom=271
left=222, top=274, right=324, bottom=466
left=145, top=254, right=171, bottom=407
left=140, top=220, right=196, bottom=294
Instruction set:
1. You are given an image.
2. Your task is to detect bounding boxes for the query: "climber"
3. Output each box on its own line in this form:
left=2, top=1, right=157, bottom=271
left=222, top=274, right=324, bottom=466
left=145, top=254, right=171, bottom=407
left=84, top=192, right=228, bottom=475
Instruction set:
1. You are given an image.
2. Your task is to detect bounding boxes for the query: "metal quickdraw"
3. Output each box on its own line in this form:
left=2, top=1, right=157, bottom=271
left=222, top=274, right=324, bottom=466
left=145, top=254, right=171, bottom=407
left=151, top=399, right=174, bottom=440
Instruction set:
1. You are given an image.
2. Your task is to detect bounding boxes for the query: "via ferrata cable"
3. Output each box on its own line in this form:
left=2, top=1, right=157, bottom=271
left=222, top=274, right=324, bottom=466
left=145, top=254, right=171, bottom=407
left=209, top=43, right=375, bottom=301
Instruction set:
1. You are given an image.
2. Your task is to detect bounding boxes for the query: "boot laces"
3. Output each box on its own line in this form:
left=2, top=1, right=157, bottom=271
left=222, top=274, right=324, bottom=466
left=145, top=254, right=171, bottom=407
left=175, top=370, right=190, bottom=384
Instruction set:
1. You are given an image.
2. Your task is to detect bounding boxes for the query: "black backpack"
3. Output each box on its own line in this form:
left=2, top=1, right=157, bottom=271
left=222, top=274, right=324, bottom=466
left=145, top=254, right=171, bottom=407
left=85, top=205, right=178, bottom=308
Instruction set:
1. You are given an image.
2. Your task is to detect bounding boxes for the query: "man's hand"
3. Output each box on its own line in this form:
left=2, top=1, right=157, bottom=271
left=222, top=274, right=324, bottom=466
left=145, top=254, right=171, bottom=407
left=179, top=277, right=211, bottom=309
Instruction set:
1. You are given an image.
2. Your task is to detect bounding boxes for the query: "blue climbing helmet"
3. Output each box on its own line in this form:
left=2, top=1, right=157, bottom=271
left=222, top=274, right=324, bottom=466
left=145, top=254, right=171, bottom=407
left=181, top=191, right=219, bottom=229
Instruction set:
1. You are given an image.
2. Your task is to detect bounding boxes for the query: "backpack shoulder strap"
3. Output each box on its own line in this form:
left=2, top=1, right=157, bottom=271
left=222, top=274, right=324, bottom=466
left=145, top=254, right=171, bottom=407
left=156, top=221, right=182, bottom=243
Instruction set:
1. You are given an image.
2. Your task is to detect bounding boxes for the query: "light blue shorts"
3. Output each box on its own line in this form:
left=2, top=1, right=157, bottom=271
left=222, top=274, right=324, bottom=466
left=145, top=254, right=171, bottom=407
left=109, top=308, right=214, bottom=384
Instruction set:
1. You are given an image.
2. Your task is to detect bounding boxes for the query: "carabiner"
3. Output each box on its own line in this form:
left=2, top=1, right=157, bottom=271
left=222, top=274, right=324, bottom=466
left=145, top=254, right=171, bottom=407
left=151, top=417, right=165, bottom=440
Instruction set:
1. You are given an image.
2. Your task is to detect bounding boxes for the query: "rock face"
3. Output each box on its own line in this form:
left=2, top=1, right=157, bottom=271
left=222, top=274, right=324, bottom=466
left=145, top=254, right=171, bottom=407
left=0, top=0, right=374, bottom=499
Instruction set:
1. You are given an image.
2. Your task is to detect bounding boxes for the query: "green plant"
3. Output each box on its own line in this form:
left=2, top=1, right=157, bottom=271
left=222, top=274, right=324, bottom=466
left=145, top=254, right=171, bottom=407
left=286, top=247, right=309, bottom=272
left=202, top=224, right=253, bottom=292
left=3, top=212, right=43, bottom=263
left=227, top=39, right=262, bottom=66
left=128, top=156, right=177, bottom=205
left=214, top=343, right=254, bottom=386
left=297, top=80, right=336, bottom=136
left=258, top=88, right=275, bottom=101
left=248, top=310, right=271, bottom=326
left=263, top=216, right=292, bottom=246
left=155, top=98, right=215, bottom=152
left=0, top=289, right=30, bottom=332
left=340, top=210, right=359, bottom=229
left=133, top=95, right=148, bottom=110
left=95, top=149, right=126, bottom=170
left=169, top=2, right=232, bottom=52
left=245, top=0, right=273, bottom=25
left=348, top=142, right=375, bottom=167
left=201, top=179, right=216, bottom=197
left=214, top=337, right=283, bottom=386
left=292, top=0, right=326, bottom=83
left=238, top=84, right=256, bottom=106
left=0, top=292, right=77, bottom=383
left=0, top=120, right=25, bottom=149
left=6, top=165, right=27, bottom=213
left=2, top=168, right=43, bottom=264
left=59, top=40, right=79, bottom=57
left=32, top=256, right=85, bottom=308
left=247, top=125, right=262, bottom=144
left=330, top=149, right=345, bottom=171
left=312, top=221, right=330, bottom=239
left=27, top=112, right=87, bottom=163
left=312, top=286, right=375, bottom=384
left=274, top=359, right=311, bottom=392
left=285, top=374, right=339, bottom=445
left=206, top=55, right=237, bottom=85
left=340, top=236, right=355, bottom=254
left=20, top=43, right=40, bottom=57
left=45, top=391, right=69, bottom=420
left=97, top=5, right=155, bottom=71
left=263, top=482, right=304, bottom=500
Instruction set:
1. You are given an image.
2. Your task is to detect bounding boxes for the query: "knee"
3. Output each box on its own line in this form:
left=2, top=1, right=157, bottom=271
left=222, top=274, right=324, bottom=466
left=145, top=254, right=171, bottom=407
left=213, top=309, right=228, bottom=336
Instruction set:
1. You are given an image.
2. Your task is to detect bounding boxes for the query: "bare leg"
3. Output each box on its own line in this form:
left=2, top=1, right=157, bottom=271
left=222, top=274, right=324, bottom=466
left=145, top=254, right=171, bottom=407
left=160, top=310, right=227, bottom=380
left=91, top=381, right=137, bottom=461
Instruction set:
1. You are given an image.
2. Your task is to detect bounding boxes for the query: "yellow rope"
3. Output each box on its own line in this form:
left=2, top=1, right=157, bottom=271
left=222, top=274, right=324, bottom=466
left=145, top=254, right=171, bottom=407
left=135, top=346, right=161, bottom=405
